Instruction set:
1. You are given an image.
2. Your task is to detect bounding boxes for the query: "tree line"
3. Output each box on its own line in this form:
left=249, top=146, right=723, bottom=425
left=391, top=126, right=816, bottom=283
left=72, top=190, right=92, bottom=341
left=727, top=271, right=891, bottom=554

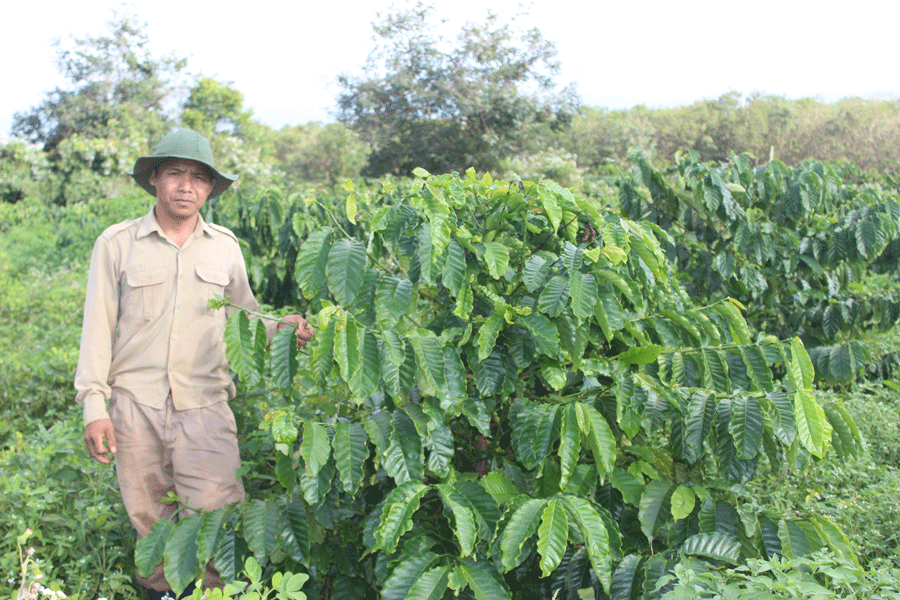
left=570, top=92, right=900, bottom=173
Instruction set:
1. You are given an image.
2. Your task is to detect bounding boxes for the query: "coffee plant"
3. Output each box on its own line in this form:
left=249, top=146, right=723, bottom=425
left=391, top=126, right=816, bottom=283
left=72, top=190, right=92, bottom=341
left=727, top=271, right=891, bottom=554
left=621, top=149, right=900, bottom=385
left=142, top=169, right=860, bottom=599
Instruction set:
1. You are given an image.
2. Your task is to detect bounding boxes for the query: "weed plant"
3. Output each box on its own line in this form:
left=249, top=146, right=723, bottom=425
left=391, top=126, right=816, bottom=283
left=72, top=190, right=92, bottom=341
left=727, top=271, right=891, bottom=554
left=748, top=382, right=900, bottom=570
left=0, top=193, right=149, bottom=599
left=660, top=550, right=900, bottom=599
left=0, top=416, right=138, bottom=599
left=0, top=255, right=85, bottom=431
left=0, top=193, right=150, bottom=437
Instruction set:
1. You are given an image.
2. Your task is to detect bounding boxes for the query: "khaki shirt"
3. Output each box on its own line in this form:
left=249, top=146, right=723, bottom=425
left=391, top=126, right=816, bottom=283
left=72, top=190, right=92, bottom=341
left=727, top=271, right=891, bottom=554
left=75, top=209, right=267, bottom=425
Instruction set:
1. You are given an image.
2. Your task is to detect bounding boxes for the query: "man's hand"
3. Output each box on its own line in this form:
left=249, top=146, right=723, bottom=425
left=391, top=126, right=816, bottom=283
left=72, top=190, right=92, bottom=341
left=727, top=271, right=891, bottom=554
left=84, top=418, right=117, bottom=464
left=278, top=315, right=316, bottom=350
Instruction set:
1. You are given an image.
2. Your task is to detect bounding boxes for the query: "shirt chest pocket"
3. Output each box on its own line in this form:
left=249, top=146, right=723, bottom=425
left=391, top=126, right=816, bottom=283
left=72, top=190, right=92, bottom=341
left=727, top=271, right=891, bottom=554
left=195, top=266, right=230, bottom=298
left=124, top=269, right=168, bottom=320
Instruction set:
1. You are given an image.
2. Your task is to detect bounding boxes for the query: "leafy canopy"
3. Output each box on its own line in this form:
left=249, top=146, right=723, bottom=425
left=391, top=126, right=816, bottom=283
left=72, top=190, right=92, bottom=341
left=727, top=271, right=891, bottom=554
left=11, top=10, right=186, bottom=149
left=272, top=123, right=370, bottom=186
left=146, top=169, right=859, bottom=599
left=621, top=149, right=900, bottom=385
left=181, top=77, right=260, bottom=141
left=337, top=2, right=576, bottom=177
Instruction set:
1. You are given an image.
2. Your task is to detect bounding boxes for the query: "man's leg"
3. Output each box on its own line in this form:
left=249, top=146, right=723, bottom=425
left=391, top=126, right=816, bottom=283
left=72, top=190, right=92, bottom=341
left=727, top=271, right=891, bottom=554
left=170, top=399, right=245, bottom=589
left=111, top=394, right=177, bottom=593
left=113, top=395, right=245, bottom=592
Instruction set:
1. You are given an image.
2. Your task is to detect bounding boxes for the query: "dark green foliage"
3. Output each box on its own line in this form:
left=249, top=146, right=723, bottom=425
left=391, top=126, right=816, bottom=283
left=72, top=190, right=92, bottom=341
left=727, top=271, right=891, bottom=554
left=618, top=149, right=900, bottom=385
left=2, top=153, right=900, bottom=598
left=142, top=171, right=863, bottom=598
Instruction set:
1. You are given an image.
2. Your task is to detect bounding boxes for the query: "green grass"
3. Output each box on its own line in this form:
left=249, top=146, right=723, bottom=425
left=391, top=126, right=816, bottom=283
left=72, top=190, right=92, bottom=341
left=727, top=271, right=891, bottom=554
left=746, top=385, right=900, bottom=570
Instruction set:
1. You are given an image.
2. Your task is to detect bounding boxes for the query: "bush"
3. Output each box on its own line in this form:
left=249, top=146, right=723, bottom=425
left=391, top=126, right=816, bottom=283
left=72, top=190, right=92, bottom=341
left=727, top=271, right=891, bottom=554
left=0, top=193, right=150, bottom=425
left=0, top=139, right=54, bottom=204
left=746, top=385, right=900, bottom=570
left=0, top=256, right=84, bottom=425
left=499, top=147, right=584, bottom=188
left=660, top=550, right=900, bottom=599
left=843, top=381, right=900, bottom=469
left=0, top=417, right=138, bottom=600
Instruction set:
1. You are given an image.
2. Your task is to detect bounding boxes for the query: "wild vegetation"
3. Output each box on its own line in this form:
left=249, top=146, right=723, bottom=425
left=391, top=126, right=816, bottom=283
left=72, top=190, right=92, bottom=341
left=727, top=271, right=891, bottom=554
left=4, top=5, right=900, bottom=600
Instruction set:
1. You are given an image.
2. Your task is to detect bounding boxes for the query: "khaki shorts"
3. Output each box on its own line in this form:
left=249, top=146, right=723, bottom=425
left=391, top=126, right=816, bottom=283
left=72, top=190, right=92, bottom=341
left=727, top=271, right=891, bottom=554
left=110, top=393, right=245, bottom=591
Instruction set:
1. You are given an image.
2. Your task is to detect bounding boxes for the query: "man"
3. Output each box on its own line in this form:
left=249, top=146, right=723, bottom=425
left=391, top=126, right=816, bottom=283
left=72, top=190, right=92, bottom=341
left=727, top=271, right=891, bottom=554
left=75, top=129, right=314, bottom=599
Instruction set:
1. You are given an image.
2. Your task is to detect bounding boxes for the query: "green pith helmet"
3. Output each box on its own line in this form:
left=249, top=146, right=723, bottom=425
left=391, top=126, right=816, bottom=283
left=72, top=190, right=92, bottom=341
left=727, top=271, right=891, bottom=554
left=132, top=129, right=237, bottom=199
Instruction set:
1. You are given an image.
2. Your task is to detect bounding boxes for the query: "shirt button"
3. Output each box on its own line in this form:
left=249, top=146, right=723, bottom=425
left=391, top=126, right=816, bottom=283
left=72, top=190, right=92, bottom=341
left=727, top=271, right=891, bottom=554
left=173, top=334, right=179, bottom=340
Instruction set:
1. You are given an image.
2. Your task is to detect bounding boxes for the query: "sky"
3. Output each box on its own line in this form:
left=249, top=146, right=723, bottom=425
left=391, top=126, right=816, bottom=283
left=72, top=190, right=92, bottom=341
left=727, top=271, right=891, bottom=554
left=2, top=0, right=898, bottom=137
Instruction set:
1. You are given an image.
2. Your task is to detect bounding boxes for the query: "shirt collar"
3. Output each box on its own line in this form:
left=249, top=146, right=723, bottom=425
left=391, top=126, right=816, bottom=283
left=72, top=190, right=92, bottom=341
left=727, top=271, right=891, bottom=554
left=195, top=213, right=214, bottom=236
left=136, top=208, right=213, bottom=240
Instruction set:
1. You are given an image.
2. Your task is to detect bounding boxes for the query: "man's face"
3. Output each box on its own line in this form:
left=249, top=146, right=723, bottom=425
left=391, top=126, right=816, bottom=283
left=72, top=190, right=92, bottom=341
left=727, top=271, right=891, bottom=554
left=148, top=158, right=216, bottom=223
